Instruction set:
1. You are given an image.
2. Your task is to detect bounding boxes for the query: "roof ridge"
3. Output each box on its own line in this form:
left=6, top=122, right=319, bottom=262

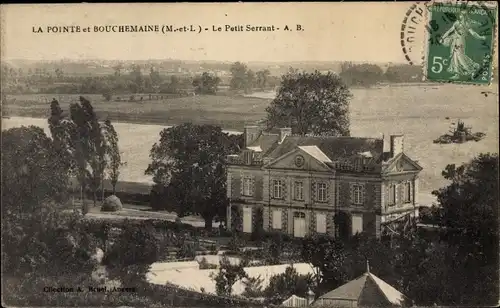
left=368, top=272, right=407, bottom=305
left=286, top=135, right=383, bottom=140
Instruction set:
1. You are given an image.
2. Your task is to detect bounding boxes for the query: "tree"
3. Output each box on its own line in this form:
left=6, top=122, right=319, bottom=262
left=1, top=126, right=70, bottom=218
left=241, top=275, right=264, bottom=298
left=103, top=118, right=123, bottom=195
left=129, top=65, right=143, bottom=93
left=149, top=67, right=162, bottom=89
left=339, top=63, right=384, bottom=87
left=55, top=68, right=63, bottom=79
left=264, top=265, right=315, bottom=305
left=48, top=99, right=87, bottom=210
left=192, top=72, right=221, bottom=95
left=265, top=70, right=351, bottom=136
left=245, top=69, right=256, bottom=93
left=102, top=88, right=113, bottom=101
left=210, top=256, right=248, bottom=296
left=169, top=75, right=180, bottom=93
left=229, top=62, right=249, bottom=91
left=428, top=153, right=499, bottom=305
left=1, top=126, right=99, bottom=278
left=48, top=99, right=74, bottom=172
left=384, top=64, right=423, bottom=83
left=145, top=123, right=240, bottom=229
left=113, top=63, right=123, bottom=77
left=103, top=220, right=159, bottom=286
left=76, top=96, right=108, bottom=208
left=301, top=234, right=349, bottom=294
left=256, top=69, right=271, bottom=89
left=48, top=97, right=110, bottom=212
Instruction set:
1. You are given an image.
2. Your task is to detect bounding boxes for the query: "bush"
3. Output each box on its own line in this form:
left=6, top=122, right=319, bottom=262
left=228, top=233, right=245, bottom=252
left=100, top=195, right=123, bottom=212
left=176, top=242, right=197, bottom=260
left=199, top=257, right=218, bottom=270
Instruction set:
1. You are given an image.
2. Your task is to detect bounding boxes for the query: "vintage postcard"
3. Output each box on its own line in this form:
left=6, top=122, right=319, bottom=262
left=1, top=2, right=498, bottom=307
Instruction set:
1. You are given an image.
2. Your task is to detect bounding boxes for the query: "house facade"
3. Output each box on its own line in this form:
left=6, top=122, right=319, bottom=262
left=226, top=126, right=423, bottom=239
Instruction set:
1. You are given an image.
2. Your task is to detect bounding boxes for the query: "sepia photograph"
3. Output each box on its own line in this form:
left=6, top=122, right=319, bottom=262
left=1, top=2, right=499, bottom=307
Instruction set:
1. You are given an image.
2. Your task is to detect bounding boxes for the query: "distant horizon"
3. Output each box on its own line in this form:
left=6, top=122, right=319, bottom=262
left=1, top=58, right=408, bottom=66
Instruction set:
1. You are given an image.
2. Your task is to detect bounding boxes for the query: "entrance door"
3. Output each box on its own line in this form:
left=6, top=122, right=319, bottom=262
left=293, top=212, right=306, bottom=238
left=242, top=207, right=252, bottom=233
left=334, top=211, right=351, bottom=240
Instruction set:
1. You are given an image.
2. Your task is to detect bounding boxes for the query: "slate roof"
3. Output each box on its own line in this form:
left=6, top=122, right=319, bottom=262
left=247, top=132, right=280, bottom=156
left=316, top=271, right=410, bottom=307
left=267, top=135, right=384, bottom=162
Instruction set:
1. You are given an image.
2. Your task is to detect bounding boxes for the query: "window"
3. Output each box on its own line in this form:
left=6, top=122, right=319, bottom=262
left=242, top=177, right=253, bottom=196
left=404, top=181, right=412, bottom=203
left=244, top=151, right=253, bottom=165
left=388, top=184, right=396, bottom=206
left=272, top=210, right=282, bottom=229
left=294, top=181, right=304, bottom=200
left=273, top=180, right=284, bottom=199
left=316, top=183, right=327, bottom=202
left=352, top=214, right=363, bottom=235
left=243, top=207, right=252, bottom=233
left=316, top=213, right=327, bottom=233
left=351, top=184, right=364, bottom=205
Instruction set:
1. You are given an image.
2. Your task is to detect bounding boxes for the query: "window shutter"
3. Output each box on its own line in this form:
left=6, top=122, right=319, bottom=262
left=250, top=176, right=255, bottom=196
left=282, top=178, right=287, bottom=199
left=240, top=172, right=244, bottom=196
left=227, top=173, right=232, bottom=197
left=414, top=178, right=419, bottom=203
left=350, top=183, right=355, bottom=204
left=326, top=184, right=330, bottom=202
left=361, top=184, right=366, bottom=205
left=409, top=181, right=414, bottom=203
left=316, top=213, right=327, bottom=233
left=234, top=173, right=241, bottom=199
left=272, top=210, right=282, bottom=229
left=396, top=183, right=401, bottom=205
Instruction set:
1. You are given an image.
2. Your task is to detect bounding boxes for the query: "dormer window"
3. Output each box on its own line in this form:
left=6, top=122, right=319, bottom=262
left=243, top=150, right=253, bottom=165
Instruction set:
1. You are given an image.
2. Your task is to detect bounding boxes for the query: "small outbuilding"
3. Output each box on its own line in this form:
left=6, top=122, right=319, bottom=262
left=312, top=262, right=412, bottom=307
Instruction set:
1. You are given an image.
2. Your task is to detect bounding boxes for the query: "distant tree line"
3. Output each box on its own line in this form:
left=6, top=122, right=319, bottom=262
left=0, top=65, right=193, bottom=96
left=229, top=62, right=280, bottom=93
left=339, top=62, right=424, bottom=87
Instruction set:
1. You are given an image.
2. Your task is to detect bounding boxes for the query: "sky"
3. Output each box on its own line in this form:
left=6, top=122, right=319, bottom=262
left=1, top=2, right=432, bottom=64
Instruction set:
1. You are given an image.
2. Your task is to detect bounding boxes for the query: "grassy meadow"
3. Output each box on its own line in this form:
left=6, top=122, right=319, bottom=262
left=2, top=93, right=268, bottom=130
left=2, top=83, right=498, bottom=201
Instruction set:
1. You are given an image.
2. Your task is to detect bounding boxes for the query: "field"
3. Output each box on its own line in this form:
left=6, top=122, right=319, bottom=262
left=2, top=93, right=269, bottom=130
left=2, top=83, right=499, bottom=201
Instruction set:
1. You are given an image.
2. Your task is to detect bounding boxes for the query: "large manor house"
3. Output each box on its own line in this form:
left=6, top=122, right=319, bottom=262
left=226, top=126, right=423, bottom=239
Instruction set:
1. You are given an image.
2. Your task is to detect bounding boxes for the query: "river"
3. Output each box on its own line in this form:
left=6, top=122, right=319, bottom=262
left=2, top=116, right=241, bottom=184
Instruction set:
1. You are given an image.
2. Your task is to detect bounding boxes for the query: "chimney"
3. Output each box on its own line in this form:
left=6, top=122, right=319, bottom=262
left=279, top=127, right=292, bottom=144
left=390, top=134, right=404, bottom=158
left=243, top=125, right=260, bottom=148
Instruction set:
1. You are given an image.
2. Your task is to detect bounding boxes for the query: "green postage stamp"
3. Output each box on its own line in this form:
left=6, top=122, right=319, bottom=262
left=425, top=1, right=497, bottom=84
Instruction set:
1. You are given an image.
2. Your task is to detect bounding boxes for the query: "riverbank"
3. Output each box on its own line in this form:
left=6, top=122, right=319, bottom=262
left=3, top=83, right=498, bottom=201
